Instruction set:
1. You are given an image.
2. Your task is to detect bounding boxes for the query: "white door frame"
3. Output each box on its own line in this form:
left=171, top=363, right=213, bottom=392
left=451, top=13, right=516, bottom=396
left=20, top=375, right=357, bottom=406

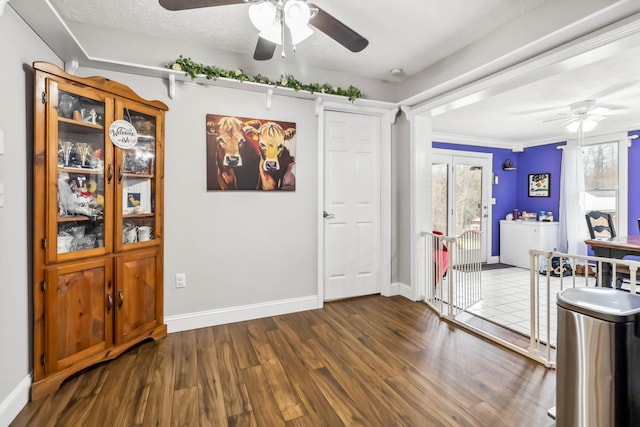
left=317, top=101, right=397, bottom=305
left=432, top=148, right=493, bottom=263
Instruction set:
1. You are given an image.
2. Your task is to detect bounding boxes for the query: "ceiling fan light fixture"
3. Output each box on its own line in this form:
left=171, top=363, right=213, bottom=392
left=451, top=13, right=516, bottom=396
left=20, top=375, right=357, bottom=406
left=258, top=27, right=282, bottom=45
left=288, top=24, right=313, bottom=45
left=284, top=1, right=313, bottom=45
left=566, top=121, right=580, bottom=133
left=582, top=118, right=598, bottom=132
left=566, top=118, right=598, bottom=133
left=284, top=0, right=310, bottom=24
left=249, top=2, right=276, bottom=31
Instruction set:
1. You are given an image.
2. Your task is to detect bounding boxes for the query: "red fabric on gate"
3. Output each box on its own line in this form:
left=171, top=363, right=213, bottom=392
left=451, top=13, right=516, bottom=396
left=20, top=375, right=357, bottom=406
left=433, top=230, right=449, bottom=285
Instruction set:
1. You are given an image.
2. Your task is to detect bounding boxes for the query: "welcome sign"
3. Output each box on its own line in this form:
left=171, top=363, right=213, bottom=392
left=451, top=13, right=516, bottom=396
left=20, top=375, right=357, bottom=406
left=109, top=120, right=138, bottom=149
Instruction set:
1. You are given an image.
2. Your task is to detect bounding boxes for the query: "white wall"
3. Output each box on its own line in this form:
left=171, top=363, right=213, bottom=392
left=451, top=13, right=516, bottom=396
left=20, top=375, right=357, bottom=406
left=0, top=6, right=387, bottom=422
left=391, top=115, right=411, bottom=286
left=0, top=6, right=62, bottom=425
left=76, top=67, right=320, bottom=325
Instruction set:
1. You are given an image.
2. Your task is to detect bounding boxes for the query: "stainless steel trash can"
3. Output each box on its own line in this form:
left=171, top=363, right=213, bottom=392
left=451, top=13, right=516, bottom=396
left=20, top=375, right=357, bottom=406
left=556, top=287, right=640, bottom=427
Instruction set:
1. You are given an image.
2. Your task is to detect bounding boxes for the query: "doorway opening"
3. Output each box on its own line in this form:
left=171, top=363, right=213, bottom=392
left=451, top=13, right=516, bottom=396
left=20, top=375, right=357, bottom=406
left=431, top=149, right=492, bottom=263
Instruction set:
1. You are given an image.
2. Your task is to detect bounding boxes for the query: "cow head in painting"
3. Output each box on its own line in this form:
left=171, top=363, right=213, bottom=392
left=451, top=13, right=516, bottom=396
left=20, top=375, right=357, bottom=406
left=245, top=121, right=296, bottom=172
left=206, top=116, right=261, bottom=190
left=207, top=116, right=247, bottom=168
left=244, top=121, right=296, bottom=191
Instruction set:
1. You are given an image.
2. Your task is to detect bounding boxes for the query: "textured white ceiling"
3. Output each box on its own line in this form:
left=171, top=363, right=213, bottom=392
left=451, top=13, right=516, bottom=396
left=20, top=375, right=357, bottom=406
left=432, top=43, right=640, bottom=145
left=48, top=0, right=545, bottom=81
left=14, top=0, right=640, bottom=145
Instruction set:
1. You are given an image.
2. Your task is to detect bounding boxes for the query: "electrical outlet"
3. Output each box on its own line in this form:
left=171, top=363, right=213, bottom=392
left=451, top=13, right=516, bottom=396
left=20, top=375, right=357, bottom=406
left=176, top=273, right=186, bottom=288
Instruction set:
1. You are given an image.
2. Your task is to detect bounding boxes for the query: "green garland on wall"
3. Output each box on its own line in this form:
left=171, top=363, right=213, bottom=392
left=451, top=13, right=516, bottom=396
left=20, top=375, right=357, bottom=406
left=167, top=56, right=364, bottom=101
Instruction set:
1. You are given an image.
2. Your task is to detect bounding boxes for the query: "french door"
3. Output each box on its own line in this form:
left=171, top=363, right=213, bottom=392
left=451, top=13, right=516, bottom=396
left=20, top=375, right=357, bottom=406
left=432, top=149, right=492, bottom=263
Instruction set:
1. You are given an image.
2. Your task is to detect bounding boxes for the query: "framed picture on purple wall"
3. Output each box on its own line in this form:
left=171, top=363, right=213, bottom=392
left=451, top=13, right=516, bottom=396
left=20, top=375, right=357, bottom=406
left=528, top=173, right=550, bottom=197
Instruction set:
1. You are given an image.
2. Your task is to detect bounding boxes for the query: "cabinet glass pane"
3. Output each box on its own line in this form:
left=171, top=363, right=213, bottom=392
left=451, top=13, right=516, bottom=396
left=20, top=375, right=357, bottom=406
left=57, top=90, right=106, bottom=254
left=121, top=110, right=156, bottom=244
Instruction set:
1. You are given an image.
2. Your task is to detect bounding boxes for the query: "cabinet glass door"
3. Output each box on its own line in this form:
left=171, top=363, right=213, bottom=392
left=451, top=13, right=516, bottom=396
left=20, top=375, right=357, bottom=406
left=47, top=80, right=113, bottom=261
left=115, top=101, right=158, bottom=248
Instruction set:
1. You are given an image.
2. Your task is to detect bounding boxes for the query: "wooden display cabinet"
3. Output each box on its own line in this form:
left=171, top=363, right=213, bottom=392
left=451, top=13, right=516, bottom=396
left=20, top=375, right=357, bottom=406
left=32, top=62, right=168, bottom=400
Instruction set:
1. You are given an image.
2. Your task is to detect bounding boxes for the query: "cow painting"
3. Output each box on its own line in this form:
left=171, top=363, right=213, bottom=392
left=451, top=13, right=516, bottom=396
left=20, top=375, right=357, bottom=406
left=206, top=114, right=296, bottom=191
left=206, top=115, right=261, bottom=190
left=244, top=121, right=296, bottom=191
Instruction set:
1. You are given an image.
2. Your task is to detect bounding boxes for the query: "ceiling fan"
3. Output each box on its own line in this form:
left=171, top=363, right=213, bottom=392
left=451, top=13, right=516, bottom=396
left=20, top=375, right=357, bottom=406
left=159, top=0, right=369, bottom=61
left=543, top=100, right=627, bottom=132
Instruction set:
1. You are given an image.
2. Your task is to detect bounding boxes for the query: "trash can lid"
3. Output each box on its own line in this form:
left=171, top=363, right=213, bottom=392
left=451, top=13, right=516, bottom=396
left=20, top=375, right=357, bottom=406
left=557, top=288, right=640, bottom=322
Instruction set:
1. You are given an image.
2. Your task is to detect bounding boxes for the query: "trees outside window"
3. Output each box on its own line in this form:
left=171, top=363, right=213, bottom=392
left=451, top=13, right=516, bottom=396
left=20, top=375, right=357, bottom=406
left=581, top=141, right=618, bottom=229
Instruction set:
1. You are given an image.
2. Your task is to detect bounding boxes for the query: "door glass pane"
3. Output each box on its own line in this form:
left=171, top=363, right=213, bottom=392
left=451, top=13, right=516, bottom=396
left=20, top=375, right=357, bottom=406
left=582, top=142, right=618, bottom=229
left=121, top=110, right=156, bottom=244
left=454, top=164, right=482, bottom=235
left=432, top=163, right=448, bottom=233
left=56, top=90, right=106, bottom=254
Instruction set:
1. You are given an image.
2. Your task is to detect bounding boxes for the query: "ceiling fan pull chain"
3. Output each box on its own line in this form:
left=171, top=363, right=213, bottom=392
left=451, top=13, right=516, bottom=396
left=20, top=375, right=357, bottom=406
left=281, top=9, right=286, bottom=58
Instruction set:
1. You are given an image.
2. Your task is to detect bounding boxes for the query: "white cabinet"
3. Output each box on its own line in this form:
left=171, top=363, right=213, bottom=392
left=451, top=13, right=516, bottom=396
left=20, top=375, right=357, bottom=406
left=499, top=220, right=559, bottom=269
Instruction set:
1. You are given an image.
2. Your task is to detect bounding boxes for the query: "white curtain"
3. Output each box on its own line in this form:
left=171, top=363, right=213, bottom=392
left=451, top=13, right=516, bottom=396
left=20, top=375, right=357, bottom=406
left=558, top=138, right=587, bottom=254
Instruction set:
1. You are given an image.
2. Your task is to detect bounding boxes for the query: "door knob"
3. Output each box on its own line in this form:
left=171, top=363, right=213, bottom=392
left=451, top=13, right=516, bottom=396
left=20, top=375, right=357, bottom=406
left=323, top=211, right=335, bottom=219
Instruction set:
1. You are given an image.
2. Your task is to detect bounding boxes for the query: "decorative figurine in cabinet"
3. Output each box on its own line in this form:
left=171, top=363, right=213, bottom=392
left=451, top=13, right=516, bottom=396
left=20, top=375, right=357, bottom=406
left=31, top=62, right=168, bottom=399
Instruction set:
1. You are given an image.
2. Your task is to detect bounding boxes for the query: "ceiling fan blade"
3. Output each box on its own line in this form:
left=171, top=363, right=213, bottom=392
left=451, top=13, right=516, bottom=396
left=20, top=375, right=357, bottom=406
left=159, top=0, right=247, bottom=11
left=542, top=115, right=571, bottom=123
left=602, top=109, right=628, bottom=115
left=254, top=37, right=276, bottom=61
left=591, top=106, right=628, bottom=115
left=310, top=6, right=368, bottom=52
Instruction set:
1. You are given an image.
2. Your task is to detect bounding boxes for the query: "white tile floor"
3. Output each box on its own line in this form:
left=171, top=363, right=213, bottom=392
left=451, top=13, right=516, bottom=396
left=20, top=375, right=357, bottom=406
left=465, top=266, right=596, bottom=346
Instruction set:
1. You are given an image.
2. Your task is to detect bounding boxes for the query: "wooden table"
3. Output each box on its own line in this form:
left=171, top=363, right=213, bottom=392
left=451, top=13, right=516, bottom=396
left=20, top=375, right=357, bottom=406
left=585, top=235, right=640, bottom=287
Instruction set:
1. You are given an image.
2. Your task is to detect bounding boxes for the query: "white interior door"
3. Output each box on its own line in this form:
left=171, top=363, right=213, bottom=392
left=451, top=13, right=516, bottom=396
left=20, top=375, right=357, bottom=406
left=432, top=149, right=492, bottom=263
left=324, top=111, right=381, bottom=301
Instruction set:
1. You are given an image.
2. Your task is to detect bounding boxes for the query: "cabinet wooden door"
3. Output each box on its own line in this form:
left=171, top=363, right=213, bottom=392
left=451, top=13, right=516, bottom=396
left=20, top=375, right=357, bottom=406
left=44, top=79, right=115, bottom=264
left=115, top=248, right=162, bottom=344
left=44, top=258, right=113, bottom=374
left=114, top=99, right=164, bottom=252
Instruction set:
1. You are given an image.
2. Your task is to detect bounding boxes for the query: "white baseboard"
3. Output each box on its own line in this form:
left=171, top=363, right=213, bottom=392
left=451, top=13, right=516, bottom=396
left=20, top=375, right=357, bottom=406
left=0, top=374, right=31, bottom=427
left=165, top=295, right=321, bottom=333
left=390, top=281, right=417, bottom=300
left=487, top=256, right=500, bottom=264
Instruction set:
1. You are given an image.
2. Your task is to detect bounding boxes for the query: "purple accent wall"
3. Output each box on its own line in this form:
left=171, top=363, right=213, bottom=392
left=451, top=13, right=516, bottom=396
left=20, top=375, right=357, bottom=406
left=433, top=142, right=518, bottom=257
left=435, top=131, right=640, bottom=257
left=515, top=142, right=564, bottom=216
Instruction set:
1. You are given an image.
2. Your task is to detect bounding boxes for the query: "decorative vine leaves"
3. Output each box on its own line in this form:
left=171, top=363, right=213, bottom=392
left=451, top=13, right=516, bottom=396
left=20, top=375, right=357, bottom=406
left=168, top=56, right=364, bottom=102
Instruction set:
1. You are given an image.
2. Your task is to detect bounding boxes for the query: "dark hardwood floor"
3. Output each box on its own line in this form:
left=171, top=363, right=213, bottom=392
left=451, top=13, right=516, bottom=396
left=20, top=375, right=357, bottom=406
left=11, top=295, right=556, bottom=426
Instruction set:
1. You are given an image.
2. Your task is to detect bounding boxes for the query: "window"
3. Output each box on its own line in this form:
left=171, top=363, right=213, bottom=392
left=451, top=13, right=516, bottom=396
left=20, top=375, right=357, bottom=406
left=581, top=141, right=619, bottom=230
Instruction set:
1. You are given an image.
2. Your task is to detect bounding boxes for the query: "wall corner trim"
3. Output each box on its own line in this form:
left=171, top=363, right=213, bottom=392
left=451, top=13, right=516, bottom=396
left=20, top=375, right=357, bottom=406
left=0, top=374, right=31, bottom=427
left=164, top=295, right=321, bottom=333
left=390, top=282, right=419, bottom=301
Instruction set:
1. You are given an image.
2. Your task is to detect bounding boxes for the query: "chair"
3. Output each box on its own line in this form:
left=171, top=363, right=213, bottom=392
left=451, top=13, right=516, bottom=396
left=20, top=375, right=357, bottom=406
left=585, top=211, right=616, bottom=239
left=585, top=211, right=627, bottom=289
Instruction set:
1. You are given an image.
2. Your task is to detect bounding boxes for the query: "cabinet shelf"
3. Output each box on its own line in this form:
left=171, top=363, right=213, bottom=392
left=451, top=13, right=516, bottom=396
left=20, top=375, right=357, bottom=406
left=58, top=166, right=103, bottom=175
left=58, top=117, right=104, bottom=132
left=123, top=213, right=154, bottom=219
left=123, top=172, right=153, bottom=179
left=58, top=215, right=104, bottom=223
